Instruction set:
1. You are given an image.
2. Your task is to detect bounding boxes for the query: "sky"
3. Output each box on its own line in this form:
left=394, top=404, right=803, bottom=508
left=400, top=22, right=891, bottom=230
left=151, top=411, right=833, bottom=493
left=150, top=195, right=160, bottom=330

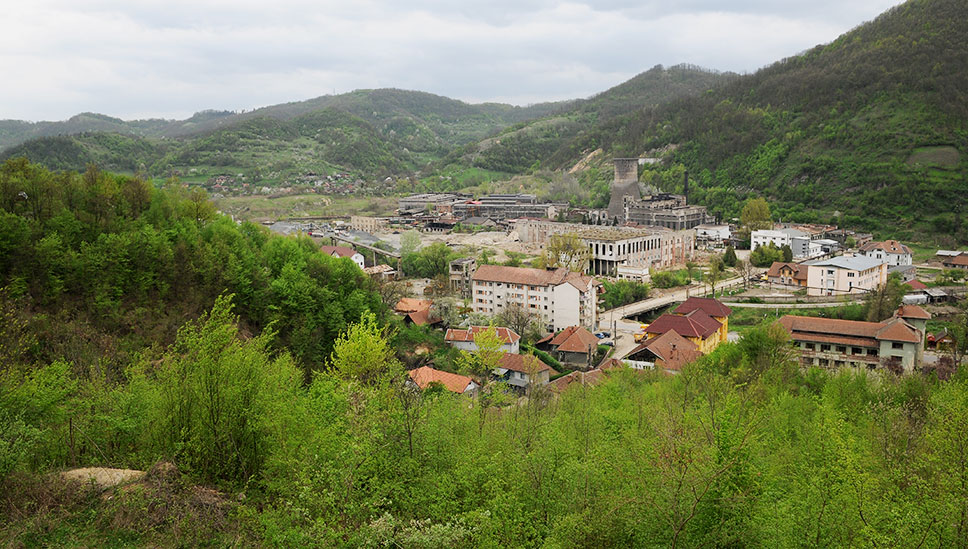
left=1, top=0, right=904, bottom=122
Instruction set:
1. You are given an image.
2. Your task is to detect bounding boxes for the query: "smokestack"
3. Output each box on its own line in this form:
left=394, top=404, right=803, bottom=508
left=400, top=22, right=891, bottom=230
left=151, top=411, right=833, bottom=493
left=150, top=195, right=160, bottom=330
left=683, top=170, right=689, bottom=202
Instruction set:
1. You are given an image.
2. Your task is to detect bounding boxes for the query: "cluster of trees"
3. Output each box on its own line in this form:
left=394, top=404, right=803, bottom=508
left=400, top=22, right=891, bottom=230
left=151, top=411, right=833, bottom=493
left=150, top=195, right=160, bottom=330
left=750, top=242, right=793, bottom=267
left=601, top=279, right=651, bottom=309
left=0, top=158, right=381, bottom=377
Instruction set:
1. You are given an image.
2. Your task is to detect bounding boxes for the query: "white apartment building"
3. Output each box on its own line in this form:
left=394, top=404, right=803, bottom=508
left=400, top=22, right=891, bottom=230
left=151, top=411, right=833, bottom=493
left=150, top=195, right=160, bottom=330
left=858, top=240, right=913, bottom=267
left=751, top=228, right=808, bottom=250
left=805, top=255, right=887, bottom=297
left=471, top=265, right=598, bottom=332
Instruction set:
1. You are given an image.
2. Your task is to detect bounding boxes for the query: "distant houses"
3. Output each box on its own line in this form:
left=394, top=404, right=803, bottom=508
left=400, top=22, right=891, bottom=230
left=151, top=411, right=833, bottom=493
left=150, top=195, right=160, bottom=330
left=535, top=325, right=599, bottom=366
left=494, top=353, right=557, bottom=389
left=804, top=255, right=887, bottom=297
left=408, top=366, right=479, bottom=396
left=857, top=240, right=913, bottom=266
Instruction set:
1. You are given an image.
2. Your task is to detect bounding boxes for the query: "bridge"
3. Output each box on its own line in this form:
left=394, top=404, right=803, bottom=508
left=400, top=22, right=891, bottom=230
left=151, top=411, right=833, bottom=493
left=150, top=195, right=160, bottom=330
left=329, top=234, right=401, bottom=259
left=600, top=277, right=745, bottom=320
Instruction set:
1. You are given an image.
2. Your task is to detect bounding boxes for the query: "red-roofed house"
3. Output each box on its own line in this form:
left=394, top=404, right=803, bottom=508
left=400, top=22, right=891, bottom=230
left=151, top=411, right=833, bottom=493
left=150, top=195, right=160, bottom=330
left=494, top=353, right=557, bottom=389
left=904, top=279, right=927, bottom=291
left=943, top=253, right=968, bottom=270
left=645, top=308, right=723, bottom=354
left=551, top=369, right=605, bottom=393
left=394, top=298, right=441, bottom=327
left=674, top=297, right=732, bottom=343
left=858, top=240, right=913, bottom=267
left=408, top=366, right=479, bottom=396
left=445, top=326, right=520, bottom=353
left=535, top=325, right=600, bottom=365
left=320, top=245, right=365, bottom=270
left=625, top=330, right=702, bottom=373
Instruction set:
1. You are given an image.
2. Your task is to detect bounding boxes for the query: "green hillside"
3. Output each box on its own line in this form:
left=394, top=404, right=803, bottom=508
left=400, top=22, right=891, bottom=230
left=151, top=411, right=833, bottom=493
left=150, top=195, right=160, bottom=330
left=449, top=64, right=734, bottom=174
left=0, top=89, right=564, bottom=181
left=543, top=0, right=968, bottom=242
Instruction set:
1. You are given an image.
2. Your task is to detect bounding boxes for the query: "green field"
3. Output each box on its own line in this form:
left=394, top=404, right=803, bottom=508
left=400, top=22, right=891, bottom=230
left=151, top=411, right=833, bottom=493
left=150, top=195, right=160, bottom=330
left=214, top=193, right=397, bottom=222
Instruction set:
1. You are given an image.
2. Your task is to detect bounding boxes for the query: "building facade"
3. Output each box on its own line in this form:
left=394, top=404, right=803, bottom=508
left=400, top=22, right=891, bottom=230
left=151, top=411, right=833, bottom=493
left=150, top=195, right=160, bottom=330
left=804, top=255, right=887, bottom=297
left=858, top=240, right=913, bottom=267
left=471, top=265, right=598, bottom=332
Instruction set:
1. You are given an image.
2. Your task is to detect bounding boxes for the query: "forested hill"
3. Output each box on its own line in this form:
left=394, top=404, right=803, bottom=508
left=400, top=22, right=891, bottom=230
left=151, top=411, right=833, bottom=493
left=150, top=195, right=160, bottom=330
left=449, top=64, right=735, bottom=173
left=543, top=0, right=967, bottom=242
left=0, top=89, right=564, bottom=178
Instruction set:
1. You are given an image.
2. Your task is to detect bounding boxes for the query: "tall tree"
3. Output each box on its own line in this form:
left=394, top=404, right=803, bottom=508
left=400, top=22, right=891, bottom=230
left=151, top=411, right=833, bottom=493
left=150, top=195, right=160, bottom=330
left=740, top=197, right=772, bottom=232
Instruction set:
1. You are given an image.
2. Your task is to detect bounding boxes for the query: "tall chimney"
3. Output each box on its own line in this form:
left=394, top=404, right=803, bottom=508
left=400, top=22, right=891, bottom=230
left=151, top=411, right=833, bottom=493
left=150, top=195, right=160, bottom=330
left=683, top=170, right=689, bottom=202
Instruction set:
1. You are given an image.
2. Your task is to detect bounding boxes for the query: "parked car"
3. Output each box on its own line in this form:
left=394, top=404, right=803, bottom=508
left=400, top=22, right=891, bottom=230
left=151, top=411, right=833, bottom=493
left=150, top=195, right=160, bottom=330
left=594, top=331, right=611, bottom=339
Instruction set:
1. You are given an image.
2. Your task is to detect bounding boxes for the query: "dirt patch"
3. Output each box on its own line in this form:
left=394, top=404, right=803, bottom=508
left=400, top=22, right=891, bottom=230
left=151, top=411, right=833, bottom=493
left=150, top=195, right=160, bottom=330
left=60, top=467, right=145, bottom=490
left=907, top=146, right=960, bottom=168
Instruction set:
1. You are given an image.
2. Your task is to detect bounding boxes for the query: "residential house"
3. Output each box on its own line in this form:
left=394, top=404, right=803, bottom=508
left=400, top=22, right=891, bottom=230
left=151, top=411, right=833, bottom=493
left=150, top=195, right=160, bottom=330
left=804, top=255, right=887, bottom=297
left=320, top=245, right=365, bottom=270
left=904, top=279, right=927, bottom=291
left=644, top=309, right=723, bottom=354
left=927, top=329, right=954, bottom=351
left=494, top=353, right=557, bottom=390
left=624, top=330, right=702, bottom=373
left=779, top=309, right=928, bottom=373
left=445, top=326, right=521, bottom=353
left=535, top=325, right=600, bottom=366
left=858, top=240, right=913, bottom=267
left=943, top=253, right=968, bottom=270
left=394, top=298, right=440, bottom=327
left=766, top=262, right=808, bottom=288
left=673, top=297, right=732, bottom=344
left=889, top=264, right=917, bottom=282
left=471, top=265, right=598, bottom=332
left=408, top=366, right=479, bottom=396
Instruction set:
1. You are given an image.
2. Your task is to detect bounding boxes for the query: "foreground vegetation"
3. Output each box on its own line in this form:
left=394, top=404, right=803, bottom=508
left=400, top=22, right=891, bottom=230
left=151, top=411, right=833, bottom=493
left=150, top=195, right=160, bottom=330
left=2, top=159, right=968, bottom=546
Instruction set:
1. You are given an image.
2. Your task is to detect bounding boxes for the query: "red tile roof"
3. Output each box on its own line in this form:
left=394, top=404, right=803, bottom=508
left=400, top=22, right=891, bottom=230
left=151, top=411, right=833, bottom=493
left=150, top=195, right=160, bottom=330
left=766, top=261, right=808, bottom=280
left=320, top=245, right=359, bottom=258
left=498, top=353, right=556, bottom=375
left=904, top=280, right=927, bottom=290
left=445, top=326, right=521, bottom=344
left=778, top=315, right=921, bottom=345
left=646, top=309, right=721, bottom=339
left=551, top=369, right=605, bottom=392
left=408, top=366, right=476, bottom=394
left=554, top=326, right=600, bottom=354
left=395, top=298, right=433, bottom=313
left=859, top=240, right=912, bottom=255
left=674, top=297, right=732, bottom=318
left=405, top=308, right=440, bottom=326
left=944, top=254, right=968, bottom=267
left=627, top=330, right=701, bottom=371
left=897, top=304, right=931, bottom=320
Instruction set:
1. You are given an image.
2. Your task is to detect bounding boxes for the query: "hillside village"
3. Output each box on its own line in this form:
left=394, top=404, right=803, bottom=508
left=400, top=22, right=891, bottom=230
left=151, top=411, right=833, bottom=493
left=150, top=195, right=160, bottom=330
left=264, top=158, right=968, bottom=394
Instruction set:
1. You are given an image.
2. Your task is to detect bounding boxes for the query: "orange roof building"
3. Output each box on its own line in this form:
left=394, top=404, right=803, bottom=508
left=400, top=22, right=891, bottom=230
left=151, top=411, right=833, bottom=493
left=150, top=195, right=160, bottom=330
left=445, top=326, right=521, bottom=353
left=626, top=330, right=702, bottom=373
left=494, top=353, right=557, bottom=389
left=778, top=306, right=927, bottom=372
left=408, top=366, right=478, bottom=395
left=535, top=325, right=600, bottom=365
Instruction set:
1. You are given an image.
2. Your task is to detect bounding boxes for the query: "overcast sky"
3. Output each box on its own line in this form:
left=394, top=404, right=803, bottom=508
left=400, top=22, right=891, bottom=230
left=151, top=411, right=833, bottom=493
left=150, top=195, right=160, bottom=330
left=2, top=0, right=903, bottom=121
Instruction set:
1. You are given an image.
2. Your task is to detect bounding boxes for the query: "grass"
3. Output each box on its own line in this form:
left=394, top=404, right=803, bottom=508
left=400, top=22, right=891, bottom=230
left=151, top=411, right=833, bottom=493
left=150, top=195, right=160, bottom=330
left=728, top=303, right=867, bottom=335
left=906, top=145, right=960, bottom=168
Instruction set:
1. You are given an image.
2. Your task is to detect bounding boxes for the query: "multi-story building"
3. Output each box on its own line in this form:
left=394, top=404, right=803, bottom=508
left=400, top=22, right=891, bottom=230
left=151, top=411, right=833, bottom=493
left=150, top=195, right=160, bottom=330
left=471, top=265, right=598, bottom=332
left=625, top=200, right=714, bottom=230
left=779, top=305, right=929, bottom=373
left=804, top=255, right=887, bottom=297
left=449, top=257, right=477, bottom=298
left=398, top=193, right=470, bottom=214
left=751, top=228, right=808, bottom=250
left=349, top=216, right=390, bottom=233
left=512, top=220, right=695, bottom=276
left=695, top=224, right=732, bottom=248
left=858, top=240, right=913, bottom=267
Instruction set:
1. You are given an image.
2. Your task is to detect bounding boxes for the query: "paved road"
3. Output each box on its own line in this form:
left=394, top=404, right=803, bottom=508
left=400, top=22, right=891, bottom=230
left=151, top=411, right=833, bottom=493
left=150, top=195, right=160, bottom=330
left=720, top=299, right=866, bottom=309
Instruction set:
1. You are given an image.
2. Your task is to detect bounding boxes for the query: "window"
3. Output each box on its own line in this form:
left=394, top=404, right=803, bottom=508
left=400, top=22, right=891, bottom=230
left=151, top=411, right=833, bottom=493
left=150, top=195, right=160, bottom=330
left=892, top=342, right=904, bottom=349
left=852, top=347, right=862, bottom=355
left=837, top=346, right=846, bottom=353
left=820, top=344, right=831, bottom=351
left=869, top=349, right=878, bottom=357
left=804, top=343, right=815, bottom=350
left=847, top=272, right=855, bottom=277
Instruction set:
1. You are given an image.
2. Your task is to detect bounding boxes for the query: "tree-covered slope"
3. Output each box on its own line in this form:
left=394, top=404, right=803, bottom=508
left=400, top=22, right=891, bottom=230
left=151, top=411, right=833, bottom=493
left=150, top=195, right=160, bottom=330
left=451, top=64, right=734, bottom=174
left=555, top=0, right=968, bottom=242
